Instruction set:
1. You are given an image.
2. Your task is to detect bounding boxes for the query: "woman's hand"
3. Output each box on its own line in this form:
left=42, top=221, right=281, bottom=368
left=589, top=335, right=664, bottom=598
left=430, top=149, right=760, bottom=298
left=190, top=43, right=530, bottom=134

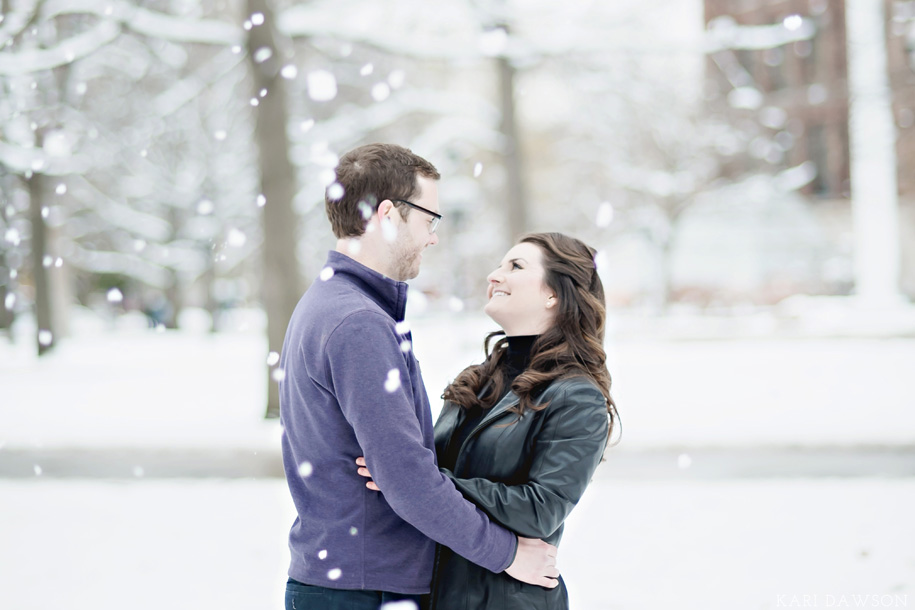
left=355, top=457, right=380, bottom=491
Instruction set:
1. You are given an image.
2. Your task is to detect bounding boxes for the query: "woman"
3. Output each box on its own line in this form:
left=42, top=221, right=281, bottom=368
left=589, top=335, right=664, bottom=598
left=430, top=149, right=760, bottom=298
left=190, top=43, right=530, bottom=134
left=359, top=232, right=618, bottom=609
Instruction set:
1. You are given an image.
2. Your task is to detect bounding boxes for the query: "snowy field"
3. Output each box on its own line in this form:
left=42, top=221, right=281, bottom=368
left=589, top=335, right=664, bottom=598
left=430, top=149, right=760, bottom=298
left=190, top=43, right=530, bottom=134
left=2, top=308, right=915, bottom=452
left=2, top=310, right=914, bottom=609
left=1, top=477, right=913, bottom=610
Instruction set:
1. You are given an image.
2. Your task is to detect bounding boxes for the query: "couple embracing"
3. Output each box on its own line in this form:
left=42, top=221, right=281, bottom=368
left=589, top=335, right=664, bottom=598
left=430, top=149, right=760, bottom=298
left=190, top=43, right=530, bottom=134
left=278, top=143, right=618, bottom=610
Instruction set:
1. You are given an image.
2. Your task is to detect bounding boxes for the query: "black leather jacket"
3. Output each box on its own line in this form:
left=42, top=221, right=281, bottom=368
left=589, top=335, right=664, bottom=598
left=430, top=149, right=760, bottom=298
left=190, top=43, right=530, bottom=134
left=429, top=377, right=610, bottom=610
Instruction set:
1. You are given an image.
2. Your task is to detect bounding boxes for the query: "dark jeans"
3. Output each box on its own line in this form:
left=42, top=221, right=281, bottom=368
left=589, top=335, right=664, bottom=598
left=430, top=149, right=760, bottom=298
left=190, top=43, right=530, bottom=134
left=285, top=578, right=428, bottom=610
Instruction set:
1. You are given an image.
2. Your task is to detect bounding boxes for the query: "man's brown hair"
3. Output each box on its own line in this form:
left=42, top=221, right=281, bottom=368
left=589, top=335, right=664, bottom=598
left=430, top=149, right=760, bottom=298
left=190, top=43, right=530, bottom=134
left=326, top=143, right=440, bottom=238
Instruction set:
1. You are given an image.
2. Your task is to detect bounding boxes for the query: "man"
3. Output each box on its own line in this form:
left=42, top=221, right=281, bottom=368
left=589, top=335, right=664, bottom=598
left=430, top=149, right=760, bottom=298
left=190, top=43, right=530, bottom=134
left=278, top=143, right=558, bottom=609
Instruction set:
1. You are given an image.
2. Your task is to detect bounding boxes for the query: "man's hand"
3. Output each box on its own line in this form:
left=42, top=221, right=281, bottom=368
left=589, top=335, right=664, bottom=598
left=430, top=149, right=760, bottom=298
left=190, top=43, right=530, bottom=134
left=504, top=537, right=560, bottom=588
left=356, top=457, right=380, bottom=491
left=358, top=458, right=560, bottom=587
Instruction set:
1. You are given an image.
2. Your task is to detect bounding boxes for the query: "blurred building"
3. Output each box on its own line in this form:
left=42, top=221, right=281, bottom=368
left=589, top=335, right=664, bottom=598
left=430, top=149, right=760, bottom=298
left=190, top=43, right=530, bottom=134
left=704, top=0, right=914, bottom=199
left=704, top=0, right=915, bottom=296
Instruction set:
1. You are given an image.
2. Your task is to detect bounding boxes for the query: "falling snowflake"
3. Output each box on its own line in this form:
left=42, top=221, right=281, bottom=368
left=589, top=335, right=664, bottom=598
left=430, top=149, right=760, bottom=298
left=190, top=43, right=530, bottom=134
left=107, top=288, right=123, bottom=303
left=358, top=201, right=373, bottom=220
left=388, top=70, right=405, bottom=89
left=231, top=45, right=241, bottom=54
left=243, top=20, right=252, bottom=31
left=4, top=228, right=20, bottom=246
left=320, top=169, right=337, bottom=187
left=371, top=83, right=390, bottom=102
left=307, top=70, right=337, bottom=102
left=381, top=219, right=397, bottom=243
left=133, top=240, right=147, bottom=252
left=400, top=340, right=412, bottom=353
left=327, top=568, right=342, bottom=581
left=360, top=63, right=373, bottom=76
left=448, top=297, right=465, bottom=313
left=783, top=14, right=803, bottom=31
left=250, top=98, right=259, bottom=107
left=593, top=250, right=609, bottom=273
left=256, top=194, right=266, bottom=207
left=272, top=368, right=286, bottom=382
left=281, top=64, right=298, bottom=79
left=479, top=28, right=508, bottom=57
left=250, top=12, right=265, bottom=26
left=380, top=601, right=418, bottom=610
left=394, top=321, right=410, bottom=335
left=298, top=461, right=313, bottom=477
left=267, top=351, right=280, bottom=366
left=42, top=255, right=53, bottom=268
left=327, top=182, right=344, bottom=201
left=319, top=267, right=335, bottom=281
left=214, top=130, right=227, bottom=141
left=133, top=466, right=145, bottom=477
left=807, top=84, right=827, bottom=105
left=197, top=199, right=214, bottom=215
left=407, top=289, right=429, bottom=315
left=227, top=228, right=247, bottom=248
left=33, top=465, right=42, bottom=476
left=349, top=527, right=358, bottom=536
left=677, top=454, right=692, bottom=470
left=55, top=183, right=67, bottom=195
left=384, top=369, right=401, bottom=393
left=596, top=202, right=614, bottom=228
left=473, top=162, right=483, bottom=177
left=318, top=549, right=327, bottom=560
left=346, top=241, right=362, bottom=256
left=4, top=293, right=15, bottom=310
left=54, top=258, right=62, bottom=268
left=41, top=207, right=49, bottom=219
left=300, top=119, right=315, bottom=132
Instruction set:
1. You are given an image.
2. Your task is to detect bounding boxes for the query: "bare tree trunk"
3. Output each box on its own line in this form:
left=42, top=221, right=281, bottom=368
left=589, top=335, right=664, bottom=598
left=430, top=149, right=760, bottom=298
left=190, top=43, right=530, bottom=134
left=658, top=239, right=674, bottom=314
left=164, top=205, right=183, bottom=329
left=246, top=0, right=301, bottom=418
left=0, top=251, right=13, bottom=336
left=202, top=253, right=218, bottom=333
left=29, top=172, right=54, bottom=355
left=165, top=268, right=182, bottom=329
left=497, top=54, right=528, bottom=246
left=0, top=172, right=14, bottom=336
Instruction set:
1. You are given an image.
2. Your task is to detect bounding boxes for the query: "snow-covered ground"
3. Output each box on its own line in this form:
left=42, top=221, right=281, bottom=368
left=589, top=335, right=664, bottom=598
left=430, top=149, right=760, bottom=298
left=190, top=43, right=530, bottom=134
left=1, top=310, right=914, bottom=609
left=1, top=477, right=913, bottom=610
left=2, top=308, right=915, bottom=452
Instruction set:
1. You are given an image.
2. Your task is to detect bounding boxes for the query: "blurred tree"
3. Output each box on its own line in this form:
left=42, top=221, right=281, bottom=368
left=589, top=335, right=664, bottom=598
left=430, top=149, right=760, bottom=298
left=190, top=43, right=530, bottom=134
left=245, top=0, right=300, bottom=418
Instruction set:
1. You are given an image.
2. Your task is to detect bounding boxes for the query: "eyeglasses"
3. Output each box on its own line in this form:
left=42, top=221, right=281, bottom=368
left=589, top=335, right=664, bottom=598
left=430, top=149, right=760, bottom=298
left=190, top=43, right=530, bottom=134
left=392, top=199, right=442, bottom=234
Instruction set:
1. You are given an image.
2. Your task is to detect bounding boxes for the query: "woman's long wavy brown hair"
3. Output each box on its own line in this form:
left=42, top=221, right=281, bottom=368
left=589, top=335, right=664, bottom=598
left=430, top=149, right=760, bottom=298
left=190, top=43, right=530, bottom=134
left=443, top=232, right=618, bottom=439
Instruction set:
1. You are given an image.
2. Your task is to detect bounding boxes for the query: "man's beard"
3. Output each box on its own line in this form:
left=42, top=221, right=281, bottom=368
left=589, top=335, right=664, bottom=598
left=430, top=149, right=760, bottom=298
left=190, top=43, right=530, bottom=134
left=391, top=231, right=423, bottom=281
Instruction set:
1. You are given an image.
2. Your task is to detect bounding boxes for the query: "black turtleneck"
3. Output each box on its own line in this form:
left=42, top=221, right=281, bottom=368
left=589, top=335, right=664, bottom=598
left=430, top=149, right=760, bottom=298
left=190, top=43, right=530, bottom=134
left=440, top=335, right=538, bottom=471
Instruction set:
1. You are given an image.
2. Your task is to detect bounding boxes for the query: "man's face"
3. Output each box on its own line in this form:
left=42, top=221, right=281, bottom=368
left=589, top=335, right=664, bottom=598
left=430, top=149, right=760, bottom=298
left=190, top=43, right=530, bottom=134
left=390, top=176, right=440, bottom=281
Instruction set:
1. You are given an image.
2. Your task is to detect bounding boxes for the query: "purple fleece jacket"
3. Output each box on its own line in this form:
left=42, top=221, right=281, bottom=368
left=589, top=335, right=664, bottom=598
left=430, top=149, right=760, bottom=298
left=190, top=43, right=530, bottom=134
left=278, top=250, right=517, bottom=594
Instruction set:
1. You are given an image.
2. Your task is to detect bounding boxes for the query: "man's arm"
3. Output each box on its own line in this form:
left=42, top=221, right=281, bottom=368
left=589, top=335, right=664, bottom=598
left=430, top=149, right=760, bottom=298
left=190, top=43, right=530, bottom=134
left=326, top=311, right=556, bottom=584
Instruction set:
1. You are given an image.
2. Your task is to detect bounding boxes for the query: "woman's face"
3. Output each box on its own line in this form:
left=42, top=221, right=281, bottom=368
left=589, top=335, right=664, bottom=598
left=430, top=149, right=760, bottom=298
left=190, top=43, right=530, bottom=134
left=484, top=242, right=557, bottom=336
